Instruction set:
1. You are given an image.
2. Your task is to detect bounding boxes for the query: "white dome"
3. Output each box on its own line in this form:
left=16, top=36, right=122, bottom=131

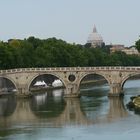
left=87, top=33, right=103, bottom=43
left=87, top=26, right=103, bottom=46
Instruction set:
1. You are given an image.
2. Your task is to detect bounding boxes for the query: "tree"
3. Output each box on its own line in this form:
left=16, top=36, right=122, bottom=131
left=0, top=37, right=140, bottom=69
left=135, top=38, right=140, bottom=52
left=9, top=39, right=21, bottom=47
left=27, top=36, right=42, bottom=49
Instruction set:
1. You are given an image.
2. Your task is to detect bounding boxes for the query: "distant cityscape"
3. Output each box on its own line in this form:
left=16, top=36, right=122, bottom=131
left=86, top=25, right=139, bottom=55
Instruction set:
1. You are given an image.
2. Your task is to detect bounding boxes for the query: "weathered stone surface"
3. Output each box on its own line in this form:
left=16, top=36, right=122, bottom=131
left=0, top=67, right=140, bottom=97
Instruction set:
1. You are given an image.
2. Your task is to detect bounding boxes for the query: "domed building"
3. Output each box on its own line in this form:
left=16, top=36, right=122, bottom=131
left=87, top=25, right=104, bottom=48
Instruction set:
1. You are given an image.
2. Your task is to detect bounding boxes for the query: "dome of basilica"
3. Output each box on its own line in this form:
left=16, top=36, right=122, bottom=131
left=87, top=25, right=104, bottom=47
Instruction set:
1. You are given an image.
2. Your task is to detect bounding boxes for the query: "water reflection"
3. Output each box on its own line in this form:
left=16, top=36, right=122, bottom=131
left=0, top=99, right=37, bottom=126
left=80, top=96, right=128, bottom=124
left=52, top=89, right=64, bottom=97
left=54, top=98, right=90, bottom=126
left=106, top=97, right=128, bottom=122
left=30, top=92, right=66, bottom=119
left=33, top=92, right=47, bottom=106
left=0, top=95, right=16, bottom=117
left=1, top=80, right=140, bottom=139
left=0, top=92, right=129, bottom=129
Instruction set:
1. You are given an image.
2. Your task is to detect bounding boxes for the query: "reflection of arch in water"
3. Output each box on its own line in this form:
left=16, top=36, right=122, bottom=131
left=53, top=98, right=92, bottom=126
left=80, top=95, right=107, bottom=121
left=30, top=93, right=66, bottom=118
left=0, top=96, right=129, bottom=128
left=52, top=89, right=64, bottom=97
left=30, top=97, right=127, bottom=125
left=31, top=97, right=92, bottom=126
left=0, top=99, right=38, bottom=127
left=0, top=96, right=17, bottom=117
left=33, top=92, right=48, bottom=107
left=80, top=96, right=128, bottom=124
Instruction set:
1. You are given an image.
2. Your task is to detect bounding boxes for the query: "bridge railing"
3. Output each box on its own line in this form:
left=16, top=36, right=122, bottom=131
left=1, top=67, right=140, bottom=74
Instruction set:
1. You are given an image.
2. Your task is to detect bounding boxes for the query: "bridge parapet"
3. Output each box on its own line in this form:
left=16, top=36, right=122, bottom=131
left=1, top=66, right=140, bottom=74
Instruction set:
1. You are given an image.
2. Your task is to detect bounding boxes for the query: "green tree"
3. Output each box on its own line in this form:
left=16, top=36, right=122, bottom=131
left=135, top=38, right=140, bottom=52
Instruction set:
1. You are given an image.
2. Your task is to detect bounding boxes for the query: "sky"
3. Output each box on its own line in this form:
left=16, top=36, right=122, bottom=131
left=0, top=0, right=140, bottom=47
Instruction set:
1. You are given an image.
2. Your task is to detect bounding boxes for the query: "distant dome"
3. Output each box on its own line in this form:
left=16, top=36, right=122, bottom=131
left=87, top=25, right=104, bottom=47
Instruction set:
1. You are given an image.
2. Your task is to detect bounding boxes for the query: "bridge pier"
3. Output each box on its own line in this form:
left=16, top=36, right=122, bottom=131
left=108, top=83, right=124, bottom=97
left=64, top=83, right=80, bottom=98
left=16, top=84, right=30, bottom=97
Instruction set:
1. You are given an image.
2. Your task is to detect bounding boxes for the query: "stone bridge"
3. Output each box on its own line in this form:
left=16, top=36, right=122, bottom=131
left=0, top=67, right=140, bottom=97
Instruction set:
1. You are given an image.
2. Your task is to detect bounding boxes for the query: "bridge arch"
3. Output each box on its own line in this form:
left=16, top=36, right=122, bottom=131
left=77, top=72, right=110, bottom=93
left=0, top=75, right=18, bottom=92
left=28, top=73, right=67, bottom=92
left=121, top=73, right=140, bottom=89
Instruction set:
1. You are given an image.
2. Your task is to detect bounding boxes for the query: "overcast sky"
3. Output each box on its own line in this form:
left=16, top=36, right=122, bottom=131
left=0, top=0, right=140, bottom=46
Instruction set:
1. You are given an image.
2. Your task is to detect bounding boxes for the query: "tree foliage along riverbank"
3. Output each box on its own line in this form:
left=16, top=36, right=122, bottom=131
left=0, top=37, right=140, bottom=70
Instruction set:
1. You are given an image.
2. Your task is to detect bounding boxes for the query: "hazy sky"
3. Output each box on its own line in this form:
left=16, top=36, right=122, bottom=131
left=0, top=0, right=140, bottom=46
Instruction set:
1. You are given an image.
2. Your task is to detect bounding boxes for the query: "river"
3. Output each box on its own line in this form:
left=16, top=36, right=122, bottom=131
left=0, top=80, right=140, bottom=140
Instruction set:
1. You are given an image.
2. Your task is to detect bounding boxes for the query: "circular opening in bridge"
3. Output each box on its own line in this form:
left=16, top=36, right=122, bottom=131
left=0, top=77, right=17, bottom=94
left=79, top=74, right=109, bottom=97
left=68, top=74, right=76, bottom=82
left=29, top=74, right=65, bottom=97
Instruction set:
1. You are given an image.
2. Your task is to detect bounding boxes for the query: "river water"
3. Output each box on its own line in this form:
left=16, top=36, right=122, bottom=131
left=0, top=80, right=140, bottom=140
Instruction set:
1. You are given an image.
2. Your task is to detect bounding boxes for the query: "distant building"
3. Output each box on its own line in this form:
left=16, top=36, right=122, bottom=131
left=110, top=44, right=139, bottom=55
left=87, top=25, right=104, bottom=48
left=110, top=44, right=125, bottom=53
left=122, top=47, right=139, bottom=55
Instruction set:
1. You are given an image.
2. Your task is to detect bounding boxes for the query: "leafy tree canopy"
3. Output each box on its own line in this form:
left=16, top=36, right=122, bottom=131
left=0, top=36, right=140, bottom=70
